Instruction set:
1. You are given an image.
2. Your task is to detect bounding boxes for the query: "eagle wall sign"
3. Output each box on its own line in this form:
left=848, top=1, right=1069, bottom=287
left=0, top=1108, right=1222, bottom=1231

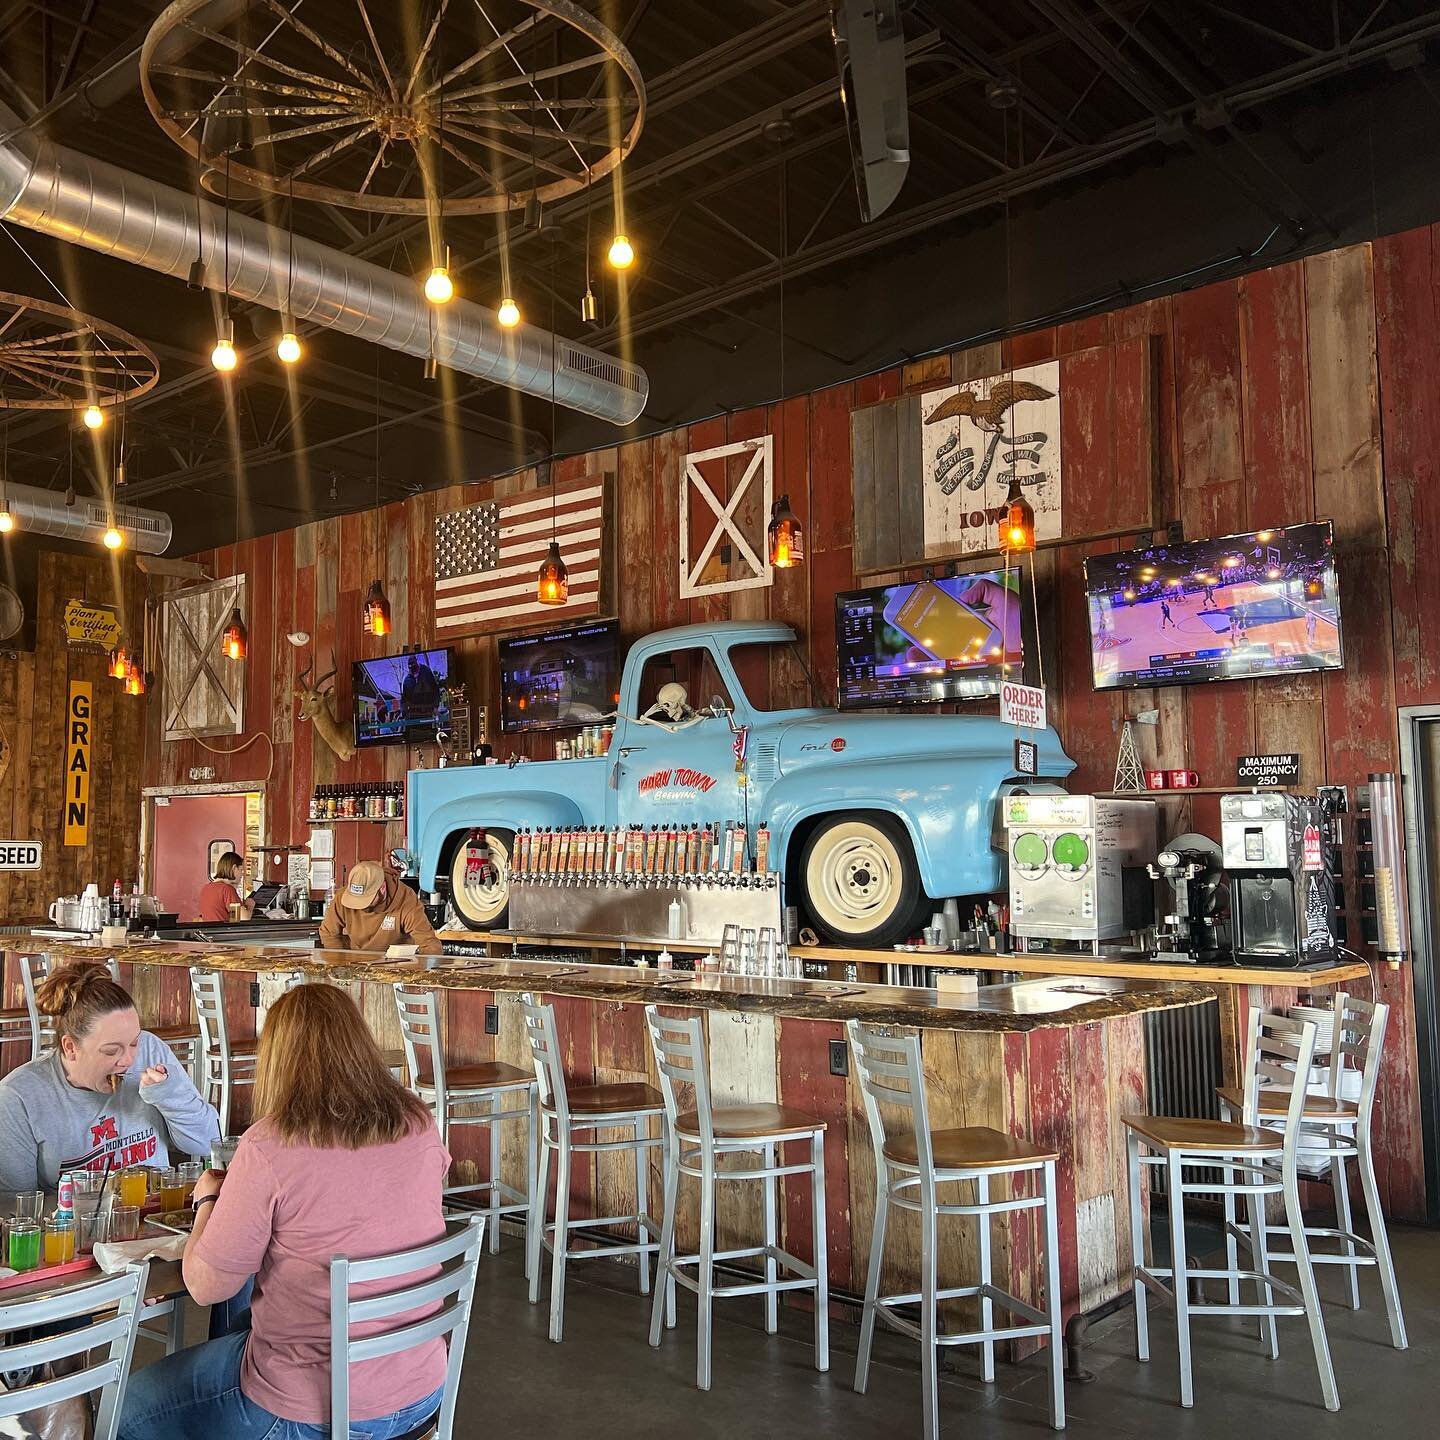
left=920, top=360, right=1062, bottom=556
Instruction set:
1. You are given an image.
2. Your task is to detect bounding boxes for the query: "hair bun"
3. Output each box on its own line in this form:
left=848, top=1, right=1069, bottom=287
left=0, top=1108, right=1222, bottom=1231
left=35, top=962, right=119, bottom=1018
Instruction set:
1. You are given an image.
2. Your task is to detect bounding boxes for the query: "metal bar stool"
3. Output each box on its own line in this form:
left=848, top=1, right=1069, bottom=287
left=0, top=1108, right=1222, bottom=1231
left=2, top=949, right=42, bottom=1056
left=395, top=985, right=536, bottom=1260
left=644, top=1004, right=828, bottom=1391
left=521, top=993, right=667, bottom=1342
left=847, top=1021, right=1065, bottom=1438
left=1125, top=1010, right=1338, bottom=1411
left=190, top=968, right=258, bottom=1136
left=1218, top=992, right=1406, bottom=1349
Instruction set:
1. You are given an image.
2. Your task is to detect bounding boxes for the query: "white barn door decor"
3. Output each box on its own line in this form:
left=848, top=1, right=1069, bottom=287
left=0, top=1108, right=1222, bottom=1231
left=161, top=575, right=247, bottom=741
left=680, top=434, right=773, bottom=599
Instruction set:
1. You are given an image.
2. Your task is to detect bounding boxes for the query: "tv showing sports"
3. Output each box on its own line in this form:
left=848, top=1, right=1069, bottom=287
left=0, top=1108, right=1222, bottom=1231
left=836, top=572, right=1024, bottom=707
left=353, top=649, right=453, bottom=747
left=1085, top=521, right=1343, bottom=691
left=499, top=619, right=620, bottom=733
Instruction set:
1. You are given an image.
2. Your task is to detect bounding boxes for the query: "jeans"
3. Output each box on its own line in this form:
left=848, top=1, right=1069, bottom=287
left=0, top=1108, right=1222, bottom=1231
left=117, top=1308, right=443, bottom=1440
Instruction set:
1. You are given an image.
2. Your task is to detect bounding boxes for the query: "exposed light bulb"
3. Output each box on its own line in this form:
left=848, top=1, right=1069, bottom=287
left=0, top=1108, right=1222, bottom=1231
left=0, top=510, right=14, bottom=534
left=277, top=331, right=302, bottom=364
left=497, top=296, right=521, bottom=328
left=82, top=404, right=105, bottom=430
left=424, top=265, right=455, bottom=304
left=103, top=525, right=124, bottom=551
left=211, top=317, right=238, bottom=373
left=607, top=233, right=635, bottom=270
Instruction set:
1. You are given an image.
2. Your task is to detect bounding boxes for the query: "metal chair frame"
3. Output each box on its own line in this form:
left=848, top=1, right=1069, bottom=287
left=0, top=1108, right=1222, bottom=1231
left=0, top=1262, right=149, bottom=1440
left=644, top=1005, right=828, bottom=1391
left=847, top=1021, right=1064, bottom=1438
left=191, top=967, right=256, bottom=1135
left=1127, top=1010, right=1338, bottom=1411
left=329, top=1215, right=485, bottom=1440
left=1220, top=991, right=1406, bottom=1349
left=521, top=994, right=667, bottom=1342
left=395, top=986, right=536, bottom=1258
left=19, top=949, right=55, bottom=1059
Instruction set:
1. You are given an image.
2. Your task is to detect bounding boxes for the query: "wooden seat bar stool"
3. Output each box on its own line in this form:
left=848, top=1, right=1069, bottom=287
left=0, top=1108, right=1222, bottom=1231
left=847, top=1021, right=1065, bottom=1439
left=1126, top=1010, right=1338, bottom=1411
left=1218, top=992, right=1406, bottom=1349
left=521, top=994, right=667, bottom=1342
left=189, top=968, right=257, bottom=1135
left=395, top=985, right=537, bottom=1262
left=644, top=1004, right=828, bottom=1391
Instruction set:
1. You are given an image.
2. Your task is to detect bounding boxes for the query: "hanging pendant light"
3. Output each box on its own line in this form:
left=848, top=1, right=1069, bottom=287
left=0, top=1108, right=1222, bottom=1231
left=108, top=644, right=131, bottom=680
left=424, top=257, right=455, bottom=305
left=211, top=316, right=238, bottom=372
left=363, top=579, right=392, bottom=637
left=276, top=180, right=302, bottom=364
left=536, top=540, right=569, bottom=605
left=102, top=523, right=124, bottom=551
left=0, top=507, right=13, bottom=535
left=497, top=296, right=521, bottom=328
left=607, top=233, right=635, bottom=270
left=1000, top=478, right=1036, bottom=554
left=767, top=495, right=804, bottom=568
left=221, top=607, right=248, bottom=660
left=82, top=403, right=104, bottom=430
left=277, top=324, right=302, bottom=365
left=125, top=659, right=146, bottom=696
left=0, top=425, right=15, bottom=532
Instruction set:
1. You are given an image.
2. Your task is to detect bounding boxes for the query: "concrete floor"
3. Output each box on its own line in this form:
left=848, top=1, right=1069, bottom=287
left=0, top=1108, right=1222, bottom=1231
left=452, top=1222, right=1437, bottom=1438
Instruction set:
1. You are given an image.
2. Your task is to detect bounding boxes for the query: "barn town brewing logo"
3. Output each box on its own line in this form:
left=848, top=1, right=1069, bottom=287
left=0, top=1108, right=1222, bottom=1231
left=637, top=767, right=718, bottom=796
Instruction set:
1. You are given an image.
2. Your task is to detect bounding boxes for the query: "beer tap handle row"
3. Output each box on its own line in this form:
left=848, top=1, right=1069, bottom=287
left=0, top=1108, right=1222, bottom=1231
left=510, top=821, right=777, bottom=886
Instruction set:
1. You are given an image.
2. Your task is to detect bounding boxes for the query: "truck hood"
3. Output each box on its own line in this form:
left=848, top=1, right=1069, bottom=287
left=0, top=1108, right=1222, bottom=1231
left=771, top=711, right=1073, bottom=776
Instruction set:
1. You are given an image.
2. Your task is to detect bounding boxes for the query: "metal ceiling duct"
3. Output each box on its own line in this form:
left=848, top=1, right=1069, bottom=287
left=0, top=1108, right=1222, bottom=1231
left=3, top=479, right=174, bottom=554
left=0, top=110, right=648, bottom=426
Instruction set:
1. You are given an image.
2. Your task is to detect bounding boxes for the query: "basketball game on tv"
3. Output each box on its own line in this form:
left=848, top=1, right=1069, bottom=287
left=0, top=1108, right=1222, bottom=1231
left=1084, top=522, right=1343, bottom=691
left=353, top=648, right=453, bottom=746
left=836, top=572, right=1024, bottom=707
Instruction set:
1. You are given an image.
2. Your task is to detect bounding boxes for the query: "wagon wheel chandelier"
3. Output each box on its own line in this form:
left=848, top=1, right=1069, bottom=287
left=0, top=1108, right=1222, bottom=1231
left=139, top=0, right=646, bottom=216
left=0, top=291, right=159, bottom=413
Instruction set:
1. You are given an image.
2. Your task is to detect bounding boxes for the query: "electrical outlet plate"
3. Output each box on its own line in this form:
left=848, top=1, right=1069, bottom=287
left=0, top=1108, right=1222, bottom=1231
left=484, top=1004, right=499, bottom=1035
left=828, top=1038, right=849, bottom=1077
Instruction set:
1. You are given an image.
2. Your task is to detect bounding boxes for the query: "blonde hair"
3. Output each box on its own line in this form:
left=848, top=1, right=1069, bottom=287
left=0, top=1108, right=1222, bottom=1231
left=35, top=962, right=135, bottom=1043
left=254, top=984, right=430, bottom=1149
left=213, top=852, right=245, bottom=882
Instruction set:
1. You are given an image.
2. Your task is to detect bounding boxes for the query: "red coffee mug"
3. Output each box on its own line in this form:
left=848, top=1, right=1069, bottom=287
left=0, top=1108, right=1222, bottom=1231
left=1168, top=769, right=1201, bottom=789
left=1144, top=770, right=1169, bottom=790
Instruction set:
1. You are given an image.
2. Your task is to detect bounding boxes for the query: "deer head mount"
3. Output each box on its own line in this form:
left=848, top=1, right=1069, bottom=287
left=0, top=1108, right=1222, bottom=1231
left=295, top=650, right=355, bottom=762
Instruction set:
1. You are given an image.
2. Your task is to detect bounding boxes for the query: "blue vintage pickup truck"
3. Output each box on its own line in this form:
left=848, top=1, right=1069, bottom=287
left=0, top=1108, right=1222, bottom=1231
left=409, top=620, right=1074, bottom=946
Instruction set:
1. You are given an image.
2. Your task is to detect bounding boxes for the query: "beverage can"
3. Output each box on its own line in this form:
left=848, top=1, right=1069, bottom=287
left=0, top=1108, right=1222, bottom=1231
left=57, top=1172, right=75, bottom=1220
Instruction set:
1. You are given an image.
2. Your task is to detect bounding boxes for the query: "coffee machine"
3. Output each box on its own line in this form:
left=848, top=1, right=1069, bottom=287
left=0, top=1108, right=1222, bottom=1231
left=1220, top=792, right=1337, bottom=967
left=1148, top=833, right=1229, bottom=962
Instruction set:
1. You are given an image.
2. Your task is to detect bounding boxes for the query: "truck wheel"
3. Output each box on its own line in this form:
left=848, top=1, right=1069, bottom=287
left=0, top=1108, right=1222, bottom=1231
left=799, top=814, right=927, bottom=947
left=447, top=828, right=513, bottom=930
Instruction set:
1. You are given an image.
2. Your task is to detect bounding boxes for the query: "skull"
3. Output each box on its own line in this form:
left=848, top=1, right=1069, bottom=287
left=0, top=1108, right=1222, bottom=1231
left=655, top=681, right=692, bottom=723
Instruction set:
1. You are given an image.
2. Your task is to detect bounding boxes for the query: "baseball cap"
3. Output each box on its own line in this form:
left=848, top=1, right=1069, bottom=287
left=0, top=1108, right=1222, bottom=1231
left=340, top=860, right=386, bottom=909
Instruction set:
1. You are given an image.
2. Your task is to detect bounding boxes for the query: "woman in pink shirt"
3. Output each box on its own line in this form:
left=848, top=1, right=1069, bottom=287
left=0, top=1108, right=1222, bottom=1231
left=119, top=985, right=451, bottom=1439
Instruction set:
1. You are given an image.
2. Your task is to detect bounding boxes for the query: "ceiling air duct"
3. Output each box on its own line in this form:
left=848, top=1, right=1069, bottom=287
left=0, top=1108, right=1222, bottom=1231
left=0, top=106, right=648, bottom=426
left=3, top=480, right=173, bottom=554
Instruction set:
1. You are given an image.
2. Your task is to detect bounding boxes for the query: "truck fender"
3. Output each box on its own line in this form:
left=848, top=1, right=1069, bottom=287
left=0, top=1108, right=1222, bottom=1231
left=417, top=791, right=587, bottom=889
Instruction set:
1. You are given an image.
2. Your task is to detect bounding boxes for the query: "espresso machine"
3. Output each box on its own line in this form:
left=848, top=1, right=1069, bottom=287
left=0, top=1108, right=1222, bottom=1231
left=1220, top=792, right=1338, bottom=967
left=1148, top=833, right=1229, bottom=962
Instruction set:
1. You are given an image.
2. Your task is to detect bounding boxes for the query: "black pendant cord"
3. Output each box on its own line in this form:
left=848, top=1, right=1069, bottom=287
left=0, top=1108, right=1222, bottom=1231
left=777, top=144, right=786, bottom=401
left=549, top=242, right=557, bottom=545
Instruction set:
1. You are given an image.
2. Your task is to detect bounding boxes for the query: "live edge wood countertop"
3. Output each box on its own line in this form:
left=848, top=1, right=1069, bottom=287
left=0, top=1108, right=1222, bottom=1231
left=16, top=938, right=1215, bottom=1034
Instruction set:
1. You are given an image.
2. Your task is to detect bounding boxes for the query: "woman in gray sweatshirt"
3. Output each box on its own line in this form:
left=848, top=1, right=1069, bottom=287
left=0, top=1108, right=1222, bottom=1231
left=0, top=961, right=220, bottom=1196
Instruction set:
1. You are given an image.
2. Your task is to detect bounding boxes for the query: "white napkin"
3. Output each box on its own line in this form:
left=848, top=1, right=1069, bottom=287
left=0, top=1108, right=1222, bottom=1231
left=92, top=1234, right=186, bottom=1273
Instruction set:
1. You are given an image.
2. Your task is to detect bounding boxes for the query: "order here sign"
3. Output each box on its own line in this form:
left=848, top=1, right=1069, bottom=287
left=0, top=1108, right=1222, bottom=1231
left=1000, top=681, right=1047, bottom=730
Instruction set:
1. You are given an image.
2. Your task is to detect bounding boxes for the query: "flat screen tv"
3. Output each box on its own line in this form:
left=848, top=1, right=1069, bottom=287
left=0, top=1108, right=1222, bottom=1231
left=836, top=571, right=1024, bottom=707
left=353, top=648, right=453, bottom=747
left=499, top=619, right=620, bottom=733
left=1084, top=521, right=1343, bottom=691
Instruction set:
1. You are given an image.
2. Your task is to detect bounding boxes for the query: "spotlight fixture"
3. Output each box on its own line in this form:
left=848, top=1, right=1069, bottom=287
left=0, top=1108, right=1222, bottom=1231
left=425, top=248, right=456, bottom=304
left=109, top=645, right=131, bottom=680
left=102, top=524, right=124, bottom=551
left=999, top=479, right=1036, bottom=554
left=221, top=606, right=248, bottom=660
left=82, top=403, right=104, bottom=430
left=536, top=540, right=569, bottom=605
left=423, top=353, right=438, bottom=382
left=363, top=579, right=392, bottom=637
left=767, top=494, right=804, bottom=568
left=580, top=285, right=598, bottom=325
left=277, top=327, right=303, bottom=365
left=211, top=317, right=238, bottom=372
left=497, top=296, right=521, bottom=328
left=607, top=233, right=635, bottom=270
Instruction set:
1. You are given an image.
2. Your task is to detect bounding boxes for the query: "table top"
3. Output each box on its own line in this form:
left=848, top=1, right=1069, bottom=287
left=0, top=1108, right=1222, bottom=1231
left=9, top=938, right=1215, bottom=1033
left=0, top=1257, right=183, bottom=1307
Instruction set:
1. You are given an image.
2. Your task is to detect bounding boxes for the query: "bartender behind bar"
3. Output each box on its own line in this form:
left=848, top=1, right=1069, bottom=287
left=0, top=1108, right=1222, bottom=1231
left=318, top=860, right=443, bottom=956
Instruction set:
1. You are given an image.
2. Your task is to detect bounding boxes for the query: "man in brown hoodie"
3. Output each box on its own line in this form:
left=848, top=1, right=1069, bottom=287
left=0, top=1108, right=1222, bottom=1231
left=318, top=860, right=443, bottom=957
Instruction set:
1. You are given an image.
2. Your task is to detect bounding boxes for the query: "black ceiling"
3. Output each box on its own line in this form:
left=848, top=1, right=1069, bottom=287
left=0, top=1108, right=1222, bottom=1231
left=4, top=0, right=1440, bottom=554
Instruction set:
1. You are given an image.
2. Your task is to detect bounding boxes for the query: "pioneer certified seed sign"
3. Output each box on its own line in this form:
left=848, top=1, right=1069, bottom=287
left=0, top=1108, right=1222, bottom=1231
left=0, top=842, right=42, bottom=870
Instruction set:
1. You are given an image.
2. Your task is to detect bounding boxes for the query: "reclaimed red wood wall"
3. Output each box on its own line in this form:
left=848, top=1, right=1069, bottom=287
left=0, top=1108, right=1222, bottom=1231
left=140, top=232, right=1437, bottom=1221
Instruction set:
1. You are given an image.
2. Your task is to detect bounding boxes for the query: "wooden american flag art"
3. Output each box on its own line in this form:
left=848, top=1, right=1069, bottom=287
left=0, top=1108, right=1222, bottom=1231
left=433, top=475, right=607, bottom=636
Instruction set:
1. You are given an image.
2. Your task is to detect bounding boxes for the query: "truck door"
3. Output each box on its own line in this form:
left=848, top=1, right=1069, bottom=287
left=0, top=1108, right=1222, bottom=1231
left=608, top=645, right=746, bottom=838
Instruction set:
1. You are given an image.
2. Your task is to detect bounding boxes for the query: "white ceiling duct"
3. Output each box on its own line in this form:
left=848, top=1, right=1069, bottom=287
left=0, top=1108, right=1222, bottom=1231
left=3, top=479, right=173, bottom=554
left=0, top=105, right=648, bottom=426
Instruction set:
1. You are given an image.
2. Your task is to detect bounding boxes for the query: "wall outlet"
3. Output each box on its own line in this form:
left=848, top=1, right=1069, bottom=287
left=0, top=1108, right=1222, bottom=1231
left=249, top=982, right=260, bottom=1008
left=484, top=1004, right=499, bottom=1035
left=828, top=1038, right=849, bottom=1077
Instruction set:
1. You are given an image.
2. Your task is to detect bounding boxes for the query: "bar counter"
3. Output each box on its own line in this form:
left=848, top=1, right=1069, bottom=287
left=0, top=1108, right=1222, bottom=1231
left=5, top=937, right=1218, bottom=1337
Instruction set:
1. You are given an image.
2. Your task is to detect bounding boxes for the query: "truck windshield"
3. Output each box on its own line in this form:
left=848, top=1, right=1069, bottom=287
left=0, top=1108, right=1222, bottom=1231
left=726, top=642, right=823, bottom=712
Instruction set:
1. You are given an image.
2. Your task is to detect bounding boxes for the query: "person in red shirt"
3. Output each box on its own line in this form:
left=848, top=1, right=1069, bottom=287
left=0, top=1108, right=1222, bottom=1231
left=197, top=852, right=254, bottom=924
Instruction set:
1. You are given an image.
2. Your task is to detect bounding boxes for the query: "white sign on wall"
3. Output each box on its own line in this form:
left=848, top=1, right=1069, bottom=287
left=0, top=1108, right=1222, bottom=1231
left=920, top=360, right=1062, bottom=557
left=1000, top=681, right=1047, bottom=731
left=0, top=841, right=43, bottom=871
